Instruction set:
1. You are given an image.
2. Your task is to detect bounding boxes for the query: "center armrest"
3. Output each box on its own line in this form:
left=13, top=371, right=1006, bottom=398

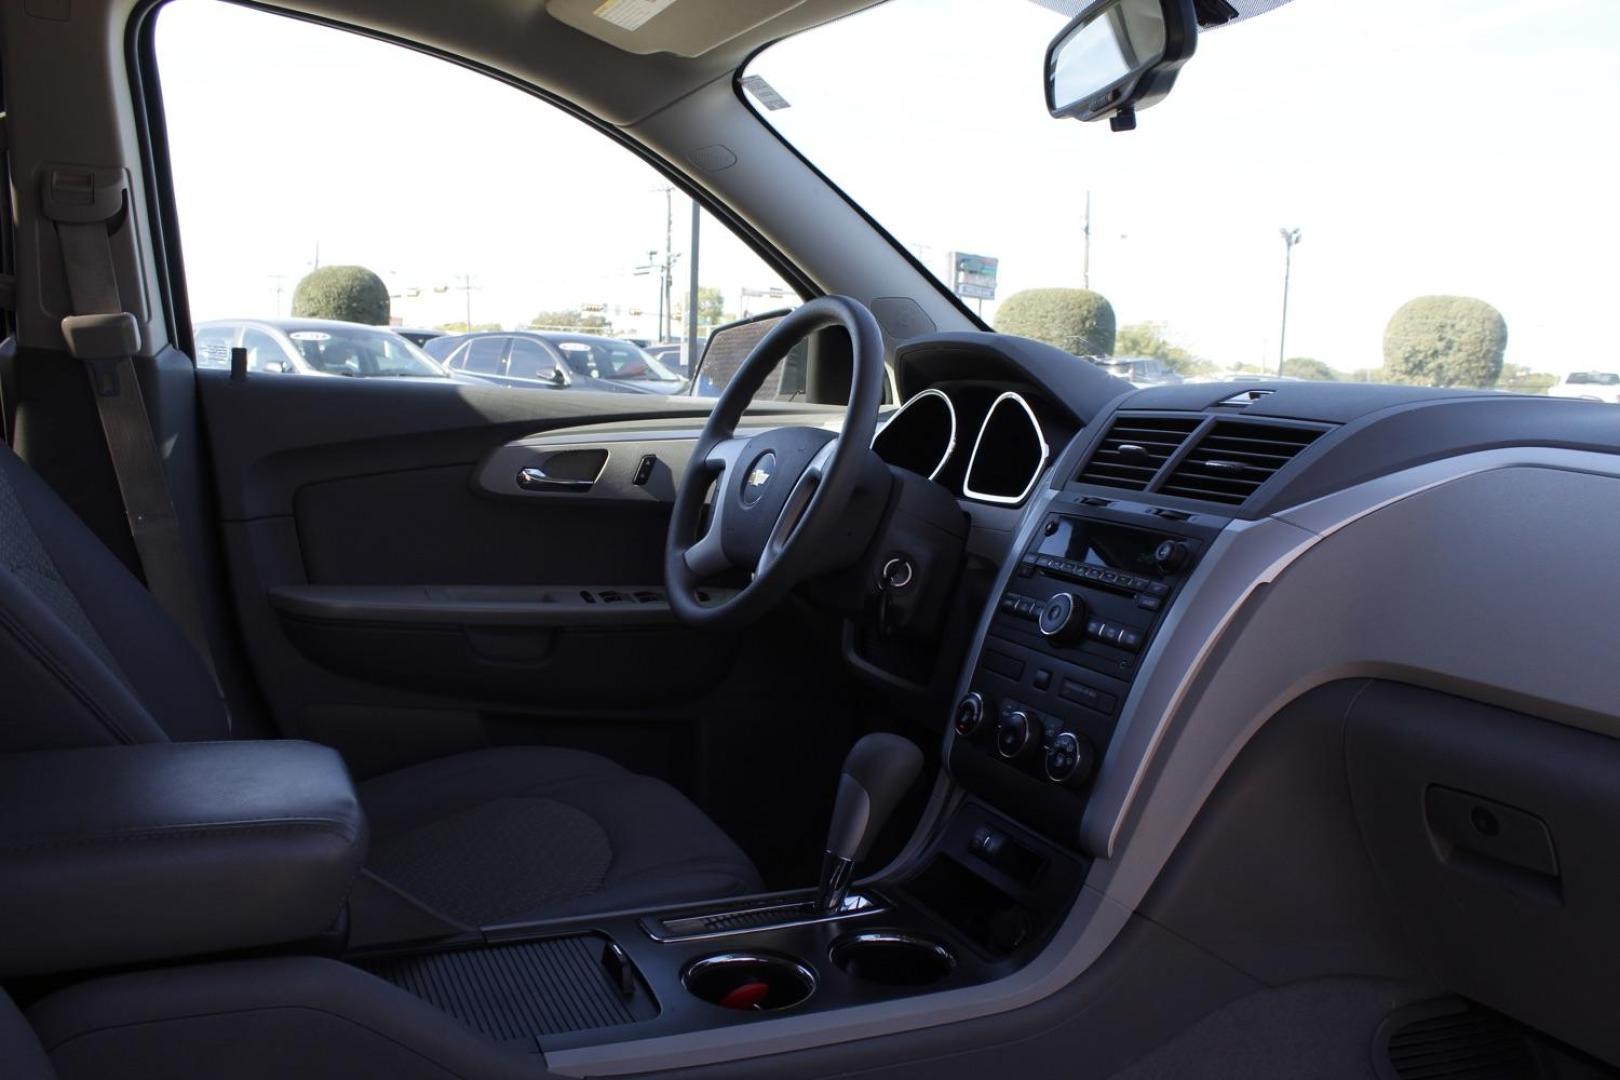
left=0, top=740, right=367, bottom=978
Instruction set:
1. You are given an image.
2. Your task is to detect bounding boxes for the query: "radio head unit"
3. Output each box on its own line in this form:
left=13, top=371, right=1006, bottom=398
left=951, top=509, right=1217, bottom=847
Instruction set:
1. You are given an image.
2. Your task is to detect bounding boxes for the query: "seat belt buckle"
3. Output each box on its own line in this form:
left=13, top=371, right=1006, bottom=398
left=41, top=167, right=127, bottom=225
left=62, top=312, right=140, bottom=364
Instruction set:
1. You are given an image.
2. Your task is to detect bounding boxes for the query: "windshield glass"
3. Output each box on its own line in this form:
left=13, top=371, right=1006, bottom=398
left=745, top=0, right=1619, bottom=391
left=286, top=326, right=446, bottom=377
left=552, top=337, right=683, bottom=384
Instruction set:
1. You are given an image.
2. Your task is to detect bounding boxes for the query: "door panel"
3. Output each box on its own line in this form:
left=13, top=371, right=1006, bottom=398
left=196, top=370, right=832, bottom=779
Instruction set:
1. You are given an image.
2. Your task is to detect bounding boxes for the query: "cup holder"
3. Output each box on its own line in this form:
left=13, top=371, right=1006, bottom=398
left=830, top=931, right=956, bottom=987
left=683, top=952, right=817, bottom=1012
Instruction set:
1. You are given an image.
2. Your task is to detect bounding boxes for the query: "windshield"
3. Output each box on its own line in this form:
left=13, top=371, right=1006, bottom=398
left=286, top=326, right=447, bottom=378
left=553, top=337, right=684, bottom=384
left=745, top=0, right=1619, bottom=392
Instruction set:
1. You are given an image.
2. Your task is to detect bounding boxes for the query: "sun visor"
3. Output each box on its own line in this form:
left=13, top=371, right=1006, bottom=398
left=547, top=0, right=811, bottom=57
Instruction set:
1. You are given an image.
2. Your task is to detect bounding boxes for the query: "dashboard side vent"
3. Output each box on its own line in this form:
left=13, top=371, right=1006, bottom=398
left=1075, top=415, right=1202, bottom=491
left=1159, top=420, right=1325, bottom=505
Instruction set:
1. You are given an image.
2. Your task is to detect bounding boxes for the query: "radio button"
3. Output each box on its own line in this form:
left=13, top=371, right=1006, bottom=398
left=1059, top=678, right=1117, bottom=714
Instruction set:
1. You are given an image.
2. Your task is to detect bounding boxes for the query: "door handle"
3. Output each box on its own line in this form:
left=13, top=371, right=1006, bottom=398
left=516, top=466, right=594, bottom=493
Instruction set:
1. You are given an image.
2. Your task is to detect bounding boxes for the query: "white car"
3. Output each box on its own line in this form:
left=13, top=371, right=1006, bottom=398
left=1549, top=370, right=1620, bottom=404
left=192, top=318, right=452, bottom=380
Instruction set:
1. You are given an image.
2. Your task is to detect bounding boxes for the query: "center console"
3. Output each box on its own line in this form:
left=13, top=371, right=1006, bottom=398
left=950, top=501, right=1221, bottom=846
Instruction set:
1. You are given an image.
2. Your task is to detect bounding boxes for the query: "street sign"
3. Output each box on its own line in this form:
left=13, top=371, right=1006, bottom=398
left=949, top=252, right=998, bottom=300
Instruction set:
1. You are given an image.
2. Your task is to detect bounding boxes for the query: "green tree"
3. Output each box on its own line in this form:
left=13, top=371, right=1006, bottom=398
left=1496, top=361, right=1557, bottom=395
left=1381, top=296, right=1508, bottom=388
left=291, top=266, right=390, bottom=325
left=697, top=287, right=725, bottom=326
left=1114, top=321, right=1215, bottom=377
left=994, top=288, right=1116, bottom=356
left=436, top=321, right=502, bottom=334
left=527, top=310, right=609, bottom=331
left=1281, top=357, right=1337, bottom=381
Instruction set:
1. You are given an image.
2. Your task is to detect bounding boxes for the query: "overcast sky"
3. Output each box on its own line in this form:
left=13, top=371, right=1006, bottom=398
left=158, top=0, right=1618, bottom=375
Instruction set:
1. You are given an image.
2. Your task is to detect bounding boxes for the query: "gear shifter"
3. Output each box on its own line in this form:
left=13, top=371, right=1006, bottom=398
left=816, top=733, right=924, bottom=914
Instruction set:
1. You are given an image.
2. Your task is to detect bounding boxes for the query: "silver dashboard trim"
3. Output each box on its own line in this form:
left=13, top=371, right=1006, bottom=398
left=961, top=391, right=1050, bottom=505
left=871, top=387, right=957, bottom=480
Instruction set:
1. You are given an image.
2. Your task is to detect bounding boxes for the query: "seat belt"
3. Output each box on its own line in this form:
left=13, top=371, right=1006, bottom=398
left=40, top=166, right=220, bottom=679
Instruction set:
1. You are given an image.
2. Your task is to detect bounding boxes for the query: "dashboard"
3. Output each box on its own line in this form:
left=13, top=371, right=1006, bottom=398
left=869, top=329, right=1620, bottom=863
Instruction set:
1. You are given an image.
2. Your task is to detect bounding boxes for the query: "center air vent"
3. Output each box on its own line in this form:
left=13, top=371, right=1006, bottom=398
left=1075, top=415, right=1201, bottom=491
left=1159, top=420, right=1326, bottom=505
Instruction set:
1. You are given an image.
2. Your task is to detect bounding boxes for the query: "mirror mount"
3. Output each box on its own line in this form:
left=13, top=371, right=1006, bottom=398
left=1046, top=0, right=1197, bottom=130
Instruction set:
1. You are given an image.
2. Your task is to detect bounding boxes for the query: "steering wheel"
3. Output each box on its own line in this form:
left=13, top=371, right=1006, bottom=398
left=665, top=295, right=887, bottom=628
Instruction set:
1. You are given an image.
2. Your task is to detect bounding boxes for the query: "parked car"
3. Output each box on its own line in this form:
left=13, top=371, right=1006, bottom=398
left=645, top=339, right=708, bottom=378
left=391, top=327, right=447, bottom=348
left=193, top=318, right=453, bottom=379
left=431, top=331, right=688, bottom=394
left=1548, top=370, right=1620, bottom=404
left=1086, top=355, right=1184, bottom=387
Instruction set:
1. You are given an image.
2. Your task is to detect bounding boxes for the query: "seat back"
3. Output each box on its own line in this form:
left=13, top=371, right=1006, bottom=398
left=0, top=988, right=54, bottom=1080
left=0, top=442, right=228, bottom=752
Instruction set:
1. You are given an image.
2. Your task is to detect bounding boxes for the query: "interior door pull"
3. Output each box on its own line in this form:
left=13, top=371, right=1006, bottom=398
left=516, top=467, right=593, bottom=493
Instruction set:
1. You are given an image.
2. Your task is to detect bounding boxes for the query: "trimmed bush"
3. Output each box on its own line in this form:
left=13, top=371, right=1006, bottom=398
left=994, top=288, right=1116, bottom=357
left=291, top=266, right=390, bottom=325
left=1382, top=296, right=1507, bottom=388
left=1281, top=357, right=1337, bottom=381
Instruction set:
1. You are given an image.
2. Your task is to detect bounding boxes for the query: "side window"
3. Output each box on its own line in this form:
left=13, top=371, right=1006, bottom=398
left=241, top=328, right=289, bottom=373
left=154, top=1, right=801, bottom=397
left=506, top=338, right=558, bottom=381
left=461, top=338, right=507, bottom=376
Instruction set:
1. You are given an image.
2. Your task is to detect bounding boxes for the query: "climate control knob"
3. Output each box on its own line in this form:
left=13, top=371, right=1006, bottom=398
left=954, top=692, right=986, bottom=737
left=996, top=709, right=1036, bottom=760
left=1044, top=731, right=1096, bottom=785
left=1038, top=592, right=1086, bottom=644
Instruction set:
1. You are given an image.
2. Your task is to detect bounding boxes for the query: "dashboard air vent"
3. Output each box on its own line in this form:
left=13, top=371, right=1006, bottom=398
left=1075, top=415, right=1202, bottom=491
left=1160, top=420, right=1325, bottom=505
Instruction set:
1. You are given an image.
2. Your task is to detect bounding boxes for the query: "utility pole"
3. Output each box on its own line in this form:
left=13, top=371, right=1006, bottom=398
left=269, top=274, right=285, bottom=317
left=1277, top=227, right=1302, bottom=376
left=1083, top=191, right=1092, bottom=290
left=686, top=200, right=701, bottom=371
left=661, top=186, right=675, bottom=343
left=455, top=273, right=477, bottom=331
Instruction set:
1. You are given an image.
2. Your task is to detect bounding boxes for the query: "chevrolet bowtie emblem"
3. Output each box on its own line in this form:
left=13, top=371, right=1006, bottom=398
left=748, top=467, right=772, bottom=488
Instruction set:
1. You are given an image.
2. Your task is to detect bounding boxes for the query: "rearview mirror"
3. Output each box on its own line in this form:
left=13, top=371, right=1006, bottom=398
left=1046, top=0, right=1196, bottom=130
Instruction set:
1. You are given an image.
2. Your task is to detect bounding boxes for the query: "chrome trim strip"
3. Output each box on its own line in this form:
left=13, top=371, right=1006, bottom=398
left=961, top=391, right=1051, bottom=505
left=872, top=387, right=957, bottom=481
left=640, top=892, right=884, bottom=944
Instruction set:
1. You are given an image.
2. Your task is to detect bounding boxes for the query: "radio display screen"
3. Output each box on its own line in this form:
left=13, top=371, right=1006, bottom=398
left=1033, top=516, right=1168, bottom=578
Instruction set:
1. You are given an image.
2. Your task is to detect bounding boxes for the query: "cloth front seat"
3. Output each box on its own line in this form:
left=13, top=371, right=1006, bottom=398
left=0, top=442, right=759, bottom=926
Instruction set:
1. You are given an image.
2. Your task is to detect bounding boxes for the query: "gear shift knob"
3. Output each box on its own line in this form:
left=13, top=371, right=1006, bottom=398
left=816, top=733, right=924, bottom=913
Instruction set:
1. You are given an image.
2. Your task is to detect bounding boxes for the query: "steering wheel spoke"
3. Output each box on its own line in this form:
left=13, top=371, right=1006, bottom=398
left=756, top=436, right=837, bottom=579
left=684, top=523, right=733, bottom=579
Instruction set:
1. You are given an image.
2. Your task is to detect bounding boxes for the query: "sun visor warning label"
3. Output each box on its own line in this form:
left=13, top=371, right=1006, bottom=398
left=739, top=75, right=791, bottom=111
left=593, top=0, right=677, bottom=31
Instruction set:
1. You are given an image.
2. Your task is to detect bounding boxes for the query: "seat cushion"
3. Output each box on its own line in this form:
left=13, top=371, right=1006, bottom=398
left=359, top=747, right=760, bottom=925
